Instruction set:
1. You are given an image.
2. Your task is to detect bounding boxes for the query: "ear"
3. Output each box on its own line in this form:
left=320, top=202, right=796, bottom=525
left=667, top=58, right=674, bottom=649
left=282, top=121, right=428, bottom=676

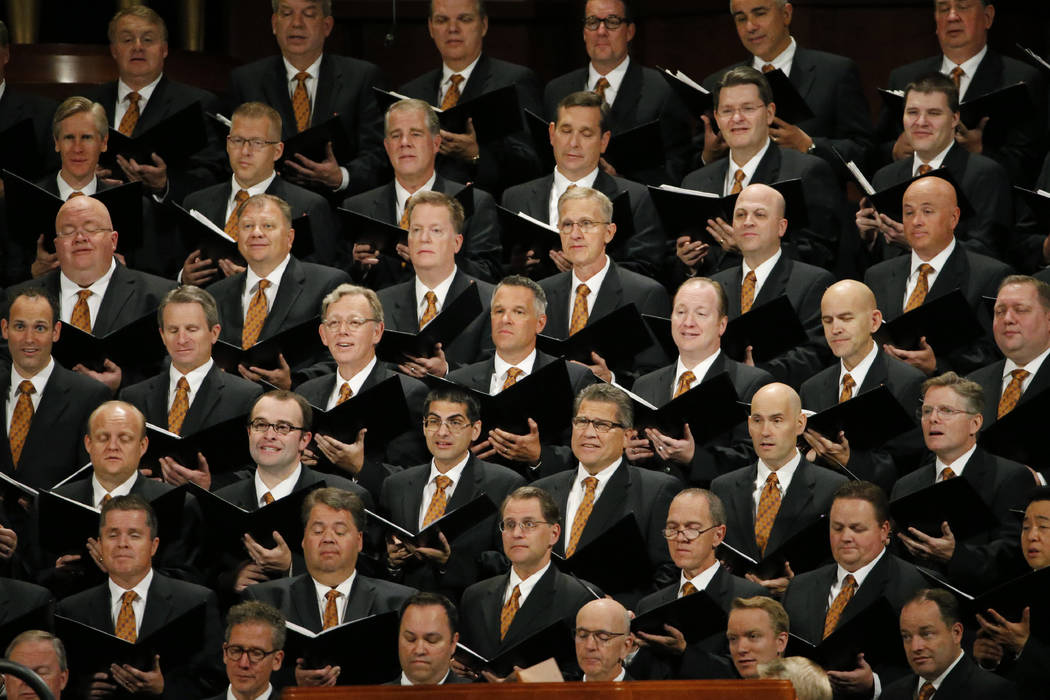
left=1, top=319, right=7, bottom=341
left=272, top=140, right=285, bottom=162
left=209, top=324, right=221, bottom=344
left=52, top=321, right=62, bottom=343
left=717, top=314, right=729, bottom=337
left=536, top=313, right=548, bottom=334
left=452, top=233, right=464, bottom=254
left=599, top=130, right=611, bottom=154
left=548, top=121, right=557, bottom=148
left=869, top=309, right=883, bottom=334
left=138, top=435, right=149, bottom=460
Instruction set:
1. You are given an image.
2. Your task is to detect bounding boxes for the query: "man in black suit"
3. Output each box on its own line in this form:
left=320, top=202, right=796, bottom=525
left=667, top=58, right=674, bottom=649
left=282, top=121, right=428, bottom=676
left=681, top=67, right=844, bottom=272
left=533, top=383, right=680, bottom=608
left=727, top=597, right=790, bottom=679
left=858, top=74, right=1012, bottom=262
left=206, top=193, right=350, bottom=389
left=397, top=0, right=543, bottom=197
left=501, top=90, right=665, bottom=280
left=458, top=485, right=596, bottom=663
left=543, top=0, right=692, bottom=185
left=2, top=630, right=69, bottom=700
left=243, top=487, right=415, bottom=687
left=380, top=386, right=524, bottom=602
left=781, top=481, right=927, bottom=697
left=227, top=0, right=388, bottom=195
left=702, top=0, right=873, bottom=180
left=891, top=372, right=1030, bottom=592
left=874, top=0, right=1046, bottom=185
left=800, top=280, right=926, bottom=490
left=342, top=98, right=502, bottom=287
left=711, top=184, right=833, bottom=389
left=207, top=601, right=286, bottom=700
left=376, top=190, right=494, bottom=374
left=0, top=288, right=109, bottom=490
left=573, top=598, right=634, bottom=682
left=882, top=589, right=1019, bottom=700
left=395, top=592, right=471, bottom=685
left=56, top=494, right=225, bottom=699
left=180, top=101, right=340, bottom=286
left=628, top=277, right=773, bottom=486
left=448, top=275, right=598, bottom=476
left=863, top=176, right=1011, bottom=378
left=711, top=382, right=848, bottom=594
left=0, top=22, right=58, bottom=181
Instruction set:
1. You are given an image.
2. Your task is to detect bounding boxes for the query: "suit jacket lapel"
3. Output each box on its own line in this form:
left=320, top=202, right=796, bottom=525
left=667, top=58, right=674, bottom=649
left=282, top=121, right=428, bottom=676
left=291, top=575, right=324, bottom=631
left=752, top=142, right=782, bottom=184
left=398, top=467, right=429, bottom=531
left=139, top=575, right=174, bottom=639
left=345, top=575, right=377, bottom=622
left=313, top=55, right=340, bottom=127
left=94, top=264, right=135, bottom=335
left=577, top=462, right=630, bottom=550
left=727, top=467, right=759, bottom=556
left=459, top=55, right=491, bottom=103
left=447, top=456, right=481, bottom=511
left=858, top=352, right=889, bottom=394
left=589, top=263, right=624, bottom=323
left=766, top=459, right=815, bottom=553
left=788, top=49, right=818, bottom=104
left=266, top=59, right=299, bottom=140
left=141, top=372, right=171, bottom=426
left=608, top=61, right=642, bottom=129
left=927, top=243, right=966, bottom=299
left=881, top=261, right=910, bottom=322
left=182, top=365, right=224, bottom=435
left=135, top=77, right=171, bottom=134
left=503, top=567, right=555, bottom=647
left=261, top=257, right=304, bottom=337
left=966, top=50, right=1002, bottom=101
left=754, top=256, right=791, bottom=307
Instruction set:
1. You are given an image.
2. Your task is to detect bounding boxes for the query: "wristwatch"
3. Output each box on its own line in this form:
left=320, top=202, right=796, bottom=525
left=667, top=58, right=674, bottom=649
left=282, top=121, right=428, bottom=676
left=806, top=141, right=817, bottom=155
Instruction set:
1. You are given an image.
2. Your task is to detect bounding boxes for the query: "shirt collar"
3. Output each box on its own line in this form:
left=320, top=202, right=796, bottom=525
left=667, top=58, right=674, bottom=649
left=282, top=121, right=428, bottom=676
left=232, top=170, right=277, bottom=197
left=935, top=442, right=977, bottom=479
left=12, top=356, right=55, bottom=387
left=940, top=45, right=987, bottom=84
left=909, top=235, right=955, bottom=271
left=571, top=253, right=611, bottom=288
left=587, top=55, right=630, bottom=91
left=553, top=166, right=600, bottom=198
left=310, top=570, right=356, bottom=610
left=507, top=560, right=551, bottom=601
left=574, top=457, right=622, bottom=487
left=922, top=649, right=965, bottom=689
left=394, top=171, right=438, bottom=214
left=912, top=140, right=954, bottom=174
left=56, top=174, right=98, bottom=198
left=283, top=55, right=323, bottom=82
left=757, top=448, right=801, bottom=486
left=743, top=246, right=782, bottom=285
left=254, top=464, right=303, bottom=506
left=414, top=268, right=458, bottom=312
left=428, top=453, right=471, bottom=487
left=117, top=74, right=163, bottom=104
left=246, top=254, right=291, bottom=293
left=108, top=567, right=154, bottom=605
left=1004, top=344, right=1050, bottom=378
left=227, top=684, right=272, bottom=700
left=729, top=138, right=772, bottom=181
left=336, top=355, right=378, bottom=396
left=441, top=53, right=482, bottom=91
left=751, top=36, right=797, bottom=76
left=680, top=560, right=721, bottom=595
left=836, top=544, right=886, bottom=588
left=676, top=350, right=721, bottom=388
left=493, top=348, right=537, bottom=385
left=839, top=341, right=878, bottom=390
left=91, top=470, right=138, bottom=509
left=59, top=258, right=117, bottom=303
left=168, top=357, right=214, bottom=401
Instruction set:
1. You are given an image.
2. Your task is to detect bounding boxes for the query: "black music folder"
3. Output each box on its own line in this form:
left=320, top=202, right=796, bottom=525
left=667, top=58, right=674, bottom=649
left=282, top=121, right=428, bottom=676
left=102, top=100, right=208, bottom=170
left=308, top=376, right=412, bottom=463
left=277, top=115, right=353, bottom=169
left=627, top=371, right=746, bottom=443
left=143, top=414, right=253, bottom=475
left=889, top=476, right=999, bottom=540
left=879, top=83, right=1032, bottom=131
left=187, top=482, right=320, bottom=552
left=658, top=67, right=715, bottom=117
left=632, top=589, right=728, bottom=644
left=554, top=514, right=651, bottom=594
left=51, top=311, right=164, bottom=375
left=524, top=108, right=555, bottom=172
left=804, top=385, right=916, bottom=451
left=979, top=386, right=1050, bottom=471
left=497, top=205, right=561, bottom=264
left=211, top=316, right=324, bottom=374
left=373, top=85, right=524, bottom=144
left=718, top=514, right=832, bottom=581
left=604, top=120, right=666, bottom=174
left=375, top=282, right=483, bottom=362
left=722, top=295, right=809, bottom=364
left=862, top=167, right=973, bottom=224
left=367, top=493, right=497, bottom=550
left=967, top=566, right=1050, bottom=634
left=338, top=207, right=408, bottom=257
left=873, top=289, right=983, bottom=355
left=764, top=68, right=815, bottom=124
left=648, top=185, right=730, bottom=245
left=284, top=611, right=401, bottom=685
left=454, top=619, right=576, bottom=677
left=0, top=119, right=41, bottom=176
left=536, top=303, right=654, bottom=367
left=787, top=597, right=905, bottom=671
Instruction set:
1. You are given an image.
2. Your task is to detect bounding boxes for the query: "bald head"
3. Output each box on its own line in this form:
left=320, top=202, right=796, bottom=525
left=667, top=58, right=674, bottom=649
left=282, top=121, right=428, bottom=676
left=574, top=598, right=633, bottom=681
left=739, top=183, right=785, bottom=219
left=54, top=195, right=119, bottom=287
left=56, top=194, right=113, bottom=232
left=902, top=176, right=959, bottom=261
left=733, top=184, right=787, bottom=267
left=748, top=383, right=805, bottom=470
left=85, top=401, right=149, bottom=491
left=820, top=280, right=882, bottom=369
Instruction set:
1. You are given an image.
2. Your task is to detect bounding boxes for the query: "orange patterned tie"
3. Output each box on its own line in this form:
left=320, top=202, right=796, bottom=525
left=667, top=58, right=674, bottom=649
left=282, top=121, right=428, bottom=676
left=567, top=476, right=598, bottom=557
left=949, top=66, right=964, bottom=89
left=940, top=467, right=957, bottom=482
left=225, top=189, right=251, bottom=240
left=917, top=163, right=933, bottom=176
left=762, top=64, right=775, bottom=74
left=501, top=368, right=524, bottom=392
left=441, top=74, right=464, bottom=111
left=399, top=205, right=411, bottom=231
left=322, top=589, right=340, bottom=630
left=593, top=77, right=611, bottom=103
left=101, top=494, right=112, bottom=506
left=673, top=371, right=695, bottom=398
left=262, top=491, right=275, bottom=506
left=70, top=290, right=93, bottom=333
left=680, top=582, right=698, bottom=597
left=741, top=271, right=757, bottom=313
left=997, top=369, right=1029, bottom=418
left=500, top=584, right=520, bottom=640
left=419, top=291, right=439, bottom=329
left=337, top=383, right=353, bottom=404
left=117, top=92, right=141, bottom=136
left=730, top=169, right=746, bottom=195
left=9, top=380, right=35, bottom=467
left=840, top=374, right=855, bottom=404
left=421, top=475, right=453, bottom=528
left=115, top=590, right=138, bottom=642
left=241, top=279, right=271, bottom=349
left=68, top=191, right=84, bottom=199
left=823, top=574, right=856, bottom=638
left=168, top=377, right=190, bottom=435
left=569, top=284, right=591, bottom=335
left=904, top=264, right=933, bottom=313
left=918, top=681, right=935, bottom=700
left=292, top=72, right=311, bottom=132
left=754, top=472, right=781, bottom=555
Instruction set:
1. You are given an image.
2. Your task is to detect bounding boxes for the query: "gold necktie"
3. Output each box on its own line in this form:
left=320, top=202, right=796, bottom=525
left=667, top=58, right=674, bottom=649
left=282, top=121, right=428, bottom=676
left=118, top=92, right=141, bottom=136
left=441, top=74, right=464, bottom=110
left=101, top=494, right=112, bottom=506
left=840, top=374, right=855, bottom=403
left=673, top=371, right=695, bottom=399
left=292, top=71, right=311, bottom=132
left=501, top=367, right=524, bottom=391
left=225, top=189, right=251, bottom=240
left=262, top=491, right=275, bottom=506
left=823, top=574, right=856, bottom=638
left=762, top=63, right=775, bottom=74
left=940, top=467, right=957, bottom=482
left=567, top=476, right=598, bottom=557
left=500, top=584, right=520, bottom=640
left=322, top=589, right=340, bottom=630
left=741, top=271, right=757, bottom=313
left=754, top=472, right=781, bottom=555
left=399, top=205, right=411, bottom=230
left=918, top=681, right=935, bottom=700
left=115, top=590, right=138, bottom=642
left=997, top=369, right=1029, bottom=418
left=730, top=169, right=746, bottom=195
left=242, top=279, right=271, bottom=349
left=168, top=377, right=190, bottom=435
left=949, top=66, right=964, bottom=89
left=70, top=289, right=93, bottom=333
left=917, top=163, right=933, bottom=176
left=422, top=475, right=453, bottom=528
left=337, top=383, right=353, bottom=405
left=9, top=380, right=35, bottom=467
left=594, top=77, right=611, bottom=103
left=68, top=191, right=84, bottom=199
left=680, top=582, right=698, bottom=597
left=904, top=264, right=933, bottom=313
left=419, top=291, right=439, bottom=329
left=569, top=284, right=591, bottom=335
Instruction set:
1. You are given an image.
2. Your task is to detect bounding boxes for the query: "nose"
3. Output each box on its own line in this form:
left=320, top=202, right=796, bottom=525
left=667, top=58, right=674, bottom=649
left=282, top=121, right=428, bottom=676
left=237, top=652, right=253, bottom=668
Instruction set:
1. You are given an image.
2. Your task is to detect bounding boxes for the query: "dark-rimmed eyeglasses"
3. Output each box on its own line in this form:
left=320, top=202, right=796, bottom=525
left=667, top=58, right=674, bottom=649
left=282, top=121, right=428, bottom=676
left=583, top=15, right=626, bottom=31
left=247, top=419, right=304, bottom=435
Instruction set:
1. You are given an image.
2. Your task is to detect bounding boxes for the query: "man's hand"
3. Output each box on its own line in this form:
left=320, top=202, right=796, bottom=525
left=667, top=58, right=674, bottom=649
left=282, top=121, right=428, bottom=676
left=352, top=243, right=380, bottom=271
left=73, top=359, right=122, bottom=394
left=826, top=653, right=874, bottom=695
left=973, top=633, right=1004, bottom=669
left=0, top=525, right=17, bottom=560
left=635, top=623, right=687, bottom=655
left=395, top=242, right=412, bottom=264
left=645, top=425, right=695, bottom=465
left=86, top=537, right=108, bottom=572
left=386, top=534, right=414, bottom=569
left=295, top=660, right=340, bottom=687
left=976, top=607, right=1031, bottom=654
left=549, top=248, right=573, bottom=273
left=110, top=655, right=164, bottom=696
left=31, top=235, right=59, bottom=278
left=625, top=430, right=656, bottom=463
left=878, top=212, right=907, bottom=247
left=955, top=117, right=989, bottom=154
left=883, top=337, right=937, bottom=375
left=700, top=114, right=728, bottom=165
left=238, top=353, right=292, bottom=390
left=90, top=671, right=119, bottom=698
left=233, top=562, right=268, bottom=592
left=802, top=429, right=851, bottom=468
left=398, top=343, right=449, bottom=379
left=856, top=198, right=881, bottom=244
left=116, top=153, right=168, bottom=194
left=571, top=351, right=613, bottom=383
left=283, top=142, right=343, bottom=190
left=706, top=217, right=738, bottom=253
left=218, top=258, right=247, bottom=277
left=743, top=345, right=755, bottom=367
left=315, top=429, right=367, bottom=476
left=486, top=419, right=542, bottom=464
left=56, top=554, right=83, bottom=570
left=438, top=119, right=480, bottom=161
left=407, top=532, right=452, bottom=567
left=181, top=249, right=220, bottom=287
left=598, top=156, right=619, bottom=177
left=897, top=521, right=956, bottom=563
left=676, top=236, right=710, bottom=271
left=745, top=561, right=795, bottom=597
left=892, top=130, right=915, bottom=161
left=158, top=453, right=212, bottom=490
left=243, top=530, right=292, bottom=574
left=769, top=118, right=814, bottom=153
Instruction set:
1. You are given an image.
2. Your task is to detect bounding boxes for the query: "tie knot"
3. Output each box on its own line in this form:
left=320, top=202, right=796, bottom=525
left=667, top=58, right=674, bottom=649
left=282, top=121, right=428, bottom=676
left=940, top=467, right=957, bottom=481
left=68, top=191, right=84, bottom=198
left=257, top=279, right=271, bottom=292
left=295, top=71, right=310, bottom=84
left=262, top=491, right=275, bottom=505
left=734, top=169, right=746, bottom=185
left=765, top=472, right=780, bottom=487
left=127, top=91, right=141, bottom=105
left=918, top=681, right=935, bottom=700
left=762, top=63, right=775, bottom=73
left=506, top=367, right=524, bottom=381
left=1011, top=369, right=1030, bottom=382
left=176, top=377, right=189, bottom=391
left=338, top=382, right=352, bottom=403
left=77, top=289, right=92, bottom=302
left=434, top=475, right=452, bottom=491
left=842, top=374, right=855, bottom=390
left=325, top=588, right=341, bottom=603
left=917, top=163, right=933, bottom=175
left=449, top=73, right=464, bottom=87
left=680, top=581, right=698, bottom=596
left=122, top=590, right=138, bottom=604
left=576, top=284, right=591, bottom=298
left=917, top=263, right=933, bottom=276
left=235, top=189, right=250, bottom=204
left=425, top=290, right=437, bottom=304
left=582, top=476, right=598, bottom=492
left=680, top=371, right=695, bottom=385
left=842, top=573, right=856, bottom=590
left=17, top=380, right=35, bottom=396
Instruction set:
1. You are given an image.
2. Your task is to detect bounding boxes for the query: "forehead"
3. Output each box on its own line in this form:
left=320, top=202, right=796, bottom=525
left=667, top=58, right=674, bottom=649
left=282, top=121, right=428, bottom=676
left=559, top=196, right=603, bottom=220
left=720, top=83, right=762, bottom=104
left=307, top=503, right=355, bottom=527
left=9, top=640, right=57, bottom=663
left=327, top=293, right=372, bottom=317
left=905, top=90, right=950, bottom=110
left=411, top=202, right=454, bottom=227
left=997, top=283, right=1040, bottom=306
left=922, top=384, right=964, bottom=405
left=577, top=603, right=622, bottom=629
left=502, top=496, right=543, bottom=520
left=586, top=0, right=627, bottom=16
left=91, top=407, right=141, bottom=433
left=750, top=390, right=790, bottom=416
left=1025, top=500, right=1050, bottom=520
left=728, top=607, right=773, bottom=631
left=240, top=201, right=285, bottom=223
left=427, top=400, right=470, bottom=417
left=556, top=105, right=602, bottom=130
left=231, top=114, right=276, bottom=136
left=668, top=492, right=710, bottom=521
left=402, top=603, right=451, bottom=632
left=387, top=107, right=428, bottom=132
left=901, top=600, right=943, bottom=627
left=736, top=189, right=778, bottom=212
left=830, top=497, right=877, bottom=523
left=433, top=0, right=480, bottom=15
left=821, top=289, right=864, bottom=315
left=58, top=111, right=101, bottom=137
left=732, top=0, right=779, bottom=12
left=252, top=396, right=303, bottom=422
left=492, top=284, right=536, bottom=308
left=115, top=15, right=163, bottom=35
left=902, top=182, right=951, bottom=209
left=102, top=507, right=149, bottom=530
left=9, top=296, right=54, bottom=321
left=162, top=301, right=207, bottom=324
left=576, top=399, right=618, bottom=419
left=674, top=282, right=718, bottom=308
left=229, top=621, right=276, bottom=647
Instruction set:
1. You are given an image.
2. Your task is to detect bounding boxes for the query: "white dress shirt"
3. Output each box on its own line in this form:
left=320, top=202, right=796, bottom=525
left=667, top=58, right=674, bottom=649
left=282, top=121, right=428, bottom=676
left=741, top=247, right=782, bottom=302
left=549, top=166, right=601, bottom=226
left=241, top=255, right=292, bottom=322
left=414, top=267, right=458, bottom=326
left=490, top=349, right=538, bottom=395
left=439, top=54, right=481, bottom=105
left=59, top=259, right=117, bottom=327
left=108, top=568, right=154, bottom=637
left=253, top=464, right=303, bottom=507
left=940, top=45, right=987, bottom=100
left=724, top=139, right=772, bottom=195
left=903, top=238, right=956, bottom=311
left=6, top=358, right=54, bottom=430
left=672, top=351, right=720, bottom=401
left=114, top=74, right=163, bottom=129
left=587, top=55, right=630, bottom=106
left=417, top=454, right=470, bottom=530
left=568, top=255, right=611, bottom=319
left=751, top=36, right=797, bottom=76
left=505, top=560, right=551, bottom=607
left=91, top=471, right=139, bottom=509
left=311, top=571, right=355, bottom=625
left=753, top=449, right=801, bottom=513
left=325, top=356, right=378, bottom=410
left=563, top=459, right=621, bottom=551
left=166, top=358, right=214, bottom=415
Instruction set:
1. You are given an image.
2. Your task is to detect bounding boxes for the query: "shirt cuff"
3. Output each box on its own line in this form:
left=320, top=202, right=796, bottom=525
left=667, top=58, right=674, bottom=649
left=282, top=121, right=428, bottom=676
left=335, top=166, right=350, bottom=192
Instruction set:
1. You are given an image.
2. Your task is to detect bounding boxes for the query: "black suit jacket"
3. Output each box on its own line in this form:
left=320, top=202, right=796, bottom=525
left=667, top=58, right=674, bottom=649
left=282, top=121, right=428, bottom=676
left=532, top=462, right=680, bottom=609
left=399, top=54, right=543, bottom=197
left=800, top=350, right=926, bottom=490
left=544, top=60, right=694, bottom=185
left=881, top=653, right=1020, bottom=700
left=378, top=455, right=525, bottom=602
left=341, top=174, right=502, bottom=285
left=712, top=254, right=834, bottom=389
left=0, top=85, right=59, bottom=178
left=711, top=457, right=848, bottom=566
left=968, top=356, right=1050, bottom=430
left=632, top=353, right=773, bottom=486
left=890, top=447, right=1030, bottom=592
left=227, top=53, right=389, bottom=194
left=500, top=169, right=666, bottom=279
left=56, top=572, right=225, bottom=699
left=0, top=576, right=54, bottom=630
left=864, top=242, right=1011, bottom=376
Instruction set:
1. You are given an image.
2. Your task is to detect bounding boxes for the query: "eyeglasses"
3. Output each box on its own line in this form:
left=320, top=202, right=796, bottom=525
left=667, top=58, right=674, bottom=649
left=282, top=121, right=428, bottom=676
left=423, top=415, right=474, bottom=433
left=56, top=226, right=113, bottom=239
left=917, top=405, right=975, bottom=420
left=662, top=524, right=719, bottom=541
left=227, top=135, right=280, bottom=151
left=224, top=644, right=279, bottom=664
left=716, top=104, right=765, bottom=119
left=573, top=628, right=628, bottom=643
left=571, top=416, right=624, bottom=434
left=322, top=317, right=379, bottom=332
left=498, top=519, right=552, bottom=532
left=558, top=219, right=610, bottom=235
left=247, top=419, right=304, bottom=435
left=583, top=15, right=627, bottom=31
